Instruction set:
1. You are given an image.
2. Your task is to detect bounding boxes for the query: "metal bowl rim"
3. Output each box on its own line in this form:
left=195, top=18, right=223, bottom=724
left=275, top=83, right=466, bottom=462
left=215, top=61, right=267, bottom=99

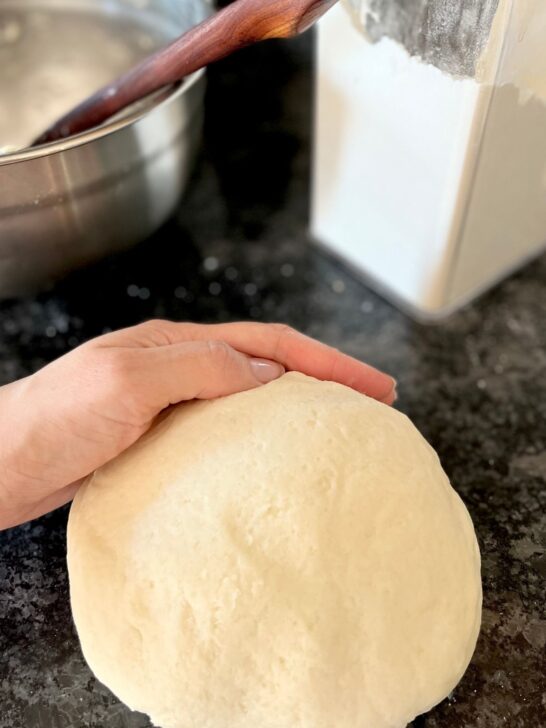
left=0, top=68, right=204, bottom=167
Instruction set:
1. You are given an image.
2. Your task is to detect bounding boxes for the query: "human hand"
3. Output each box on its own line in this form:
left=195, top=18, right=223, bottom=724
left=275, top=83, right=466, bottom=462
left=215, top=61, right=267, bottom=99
left=0, top=320, right=396, bottom=530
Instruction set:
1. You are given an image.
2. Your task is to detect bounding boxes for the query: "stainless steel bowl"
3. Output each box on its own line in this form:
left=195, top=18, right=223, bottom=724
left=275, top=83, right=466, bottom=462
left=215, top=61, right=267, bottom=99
left=0, top=0, right=211, bottom=298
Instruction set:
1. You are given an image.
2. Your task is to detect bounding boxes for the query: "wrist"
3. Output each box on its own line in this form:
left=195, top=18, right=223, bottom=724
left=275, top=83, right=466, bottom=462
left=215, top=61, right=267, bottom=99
left=0, top=377, right=39, bottom=529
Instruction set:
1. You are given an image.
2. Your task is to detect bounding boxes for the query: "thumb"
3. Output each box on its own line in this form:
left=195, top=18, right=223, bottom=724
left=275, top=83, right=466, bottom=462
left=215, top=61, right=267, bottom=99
left=127, top=340, right=286, bottom=412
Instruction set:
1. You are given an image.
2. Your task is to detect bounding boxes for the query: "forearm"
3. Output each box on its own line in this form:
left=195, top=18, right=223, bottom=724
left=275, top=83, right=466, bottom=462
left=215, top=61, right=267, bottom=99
left=0, top=378, right=40, bottom=529
left=0, top=377, right=75, bottom=530
left=0, top=379, right=27, bottom=528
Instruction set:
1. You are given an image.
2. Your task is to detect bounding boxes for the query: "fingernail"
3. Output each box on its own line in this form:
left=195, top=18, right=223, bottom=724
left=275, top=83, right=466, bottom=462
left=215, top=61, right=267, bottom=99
left=380, top=378, right=398, bottom=404
left=390, top=381, right=398, bottom=402
left=382, top=384, right=398, bottom=404
left=250, top=358, right=285, bottom=384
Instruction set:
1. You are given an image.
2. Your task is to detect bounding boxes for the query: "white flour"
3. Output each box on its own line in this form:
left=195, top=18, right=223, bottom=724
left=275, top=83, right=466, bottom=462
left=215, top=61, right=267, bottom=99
left=345, top=0, right=501, bottom=77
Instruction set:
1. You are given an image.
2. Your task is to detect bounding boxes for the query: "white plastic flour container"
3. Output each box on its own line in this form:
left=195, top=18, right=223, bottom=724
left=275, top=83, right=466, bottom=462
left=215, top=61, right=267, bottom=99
left=312, top=0, right=546, bottom=318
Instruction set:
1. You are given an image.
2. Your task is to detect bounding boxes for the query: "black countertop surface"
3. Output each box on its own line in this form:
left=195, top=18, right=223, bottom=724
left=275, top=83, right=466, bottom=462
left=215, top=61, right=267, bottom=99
left=1, top=35, right=545, bottom=728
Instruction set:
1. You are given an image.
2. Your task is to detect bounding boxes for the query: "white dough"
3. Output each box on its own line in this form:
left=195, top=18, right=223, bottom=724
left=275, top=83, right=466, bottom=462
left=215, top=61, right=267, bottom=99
left=67, top=372, right=482, bottom=728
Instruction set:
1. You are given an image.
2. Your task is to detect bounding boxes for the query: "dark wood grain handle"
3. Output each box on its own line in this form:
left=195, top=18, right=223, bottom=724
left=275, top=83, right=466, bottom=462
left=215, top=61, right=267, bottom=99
left=34, top=0, right=339, bottom=146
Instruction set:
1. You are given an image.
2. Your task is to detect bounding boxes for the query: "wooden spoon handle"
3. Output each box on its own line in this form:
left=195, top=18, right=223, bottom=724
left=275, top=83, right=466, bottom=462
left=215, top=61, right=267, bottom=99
left=34, top=0, right=338, bottom=146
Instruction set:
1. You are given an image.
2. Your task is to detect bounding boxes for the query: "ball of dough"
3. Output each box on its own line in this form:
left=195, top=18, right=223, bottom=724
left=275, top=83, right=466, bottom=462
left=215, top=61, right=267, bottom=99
left=67, top=372, right=481, bottom=728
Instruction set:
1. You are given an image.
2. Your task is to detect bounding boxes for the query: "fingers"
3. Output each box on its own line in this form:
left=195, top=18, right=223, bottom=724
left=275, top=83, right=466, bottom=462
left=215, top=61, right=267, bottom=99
left=122, top=321, right=396, bottom=403
left=118, top=340, right=285, bottom=415
left=223, top=324, right=396, bottom=402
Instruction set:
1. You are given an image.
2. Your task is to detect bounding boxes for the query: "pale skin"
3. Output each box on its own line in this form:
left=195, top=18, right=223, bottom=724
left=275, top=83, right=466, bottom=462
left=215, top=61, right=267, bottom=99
left=0, top=320, right=396, bottom=531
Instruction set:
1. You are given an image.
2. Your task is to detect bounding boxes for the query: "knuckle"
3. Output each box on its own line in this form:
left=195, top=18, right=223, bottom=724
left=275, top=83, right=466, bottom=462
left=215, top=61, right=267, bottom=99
left=205, top=339, right=232, bottom=366
left=272, top=323, right=296, bottom=337
left=100, top=349, right=135, bottom=391
left=271, top=323, right=298, bottom=359
left=141, top=318, right=165, bottom=330
left=137, top=319, right=173, bottom=346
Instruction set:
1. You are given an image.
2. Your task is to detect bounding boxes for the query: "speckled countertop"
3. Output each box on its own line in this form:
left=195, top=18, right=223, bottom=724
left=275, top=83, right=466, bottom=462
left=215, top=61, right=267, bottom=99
left=1, top=34, right=545, bottom=728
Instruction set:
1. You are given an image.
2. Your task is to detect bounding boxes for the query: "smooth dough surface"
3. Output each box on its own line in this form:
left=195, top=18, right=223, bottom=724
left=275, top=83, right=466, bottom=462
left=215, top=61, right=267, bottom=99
left=68, top=372, right=482, bottom=728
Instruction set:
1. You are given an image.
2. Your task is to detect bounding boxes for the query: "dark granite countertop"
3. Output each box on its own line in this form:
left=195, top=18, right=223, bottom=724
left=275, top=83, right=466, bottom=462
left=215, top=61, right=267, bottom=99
left=1, top=34, right=545, bottom=728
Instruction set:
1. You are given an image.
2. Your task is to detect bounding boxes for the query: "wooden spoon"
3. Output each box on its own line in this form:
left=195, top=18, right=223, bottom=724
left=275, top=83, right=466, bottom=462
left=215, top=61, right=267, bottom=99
left=33, top=0, right=339, bottom=146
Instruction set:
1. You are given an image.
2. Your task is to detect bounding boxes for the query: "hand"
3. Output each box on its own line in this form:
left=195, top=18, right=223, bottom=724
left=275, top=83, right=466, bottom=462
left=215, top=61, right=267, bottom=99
left=0, top=320, right=396, bottom=530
